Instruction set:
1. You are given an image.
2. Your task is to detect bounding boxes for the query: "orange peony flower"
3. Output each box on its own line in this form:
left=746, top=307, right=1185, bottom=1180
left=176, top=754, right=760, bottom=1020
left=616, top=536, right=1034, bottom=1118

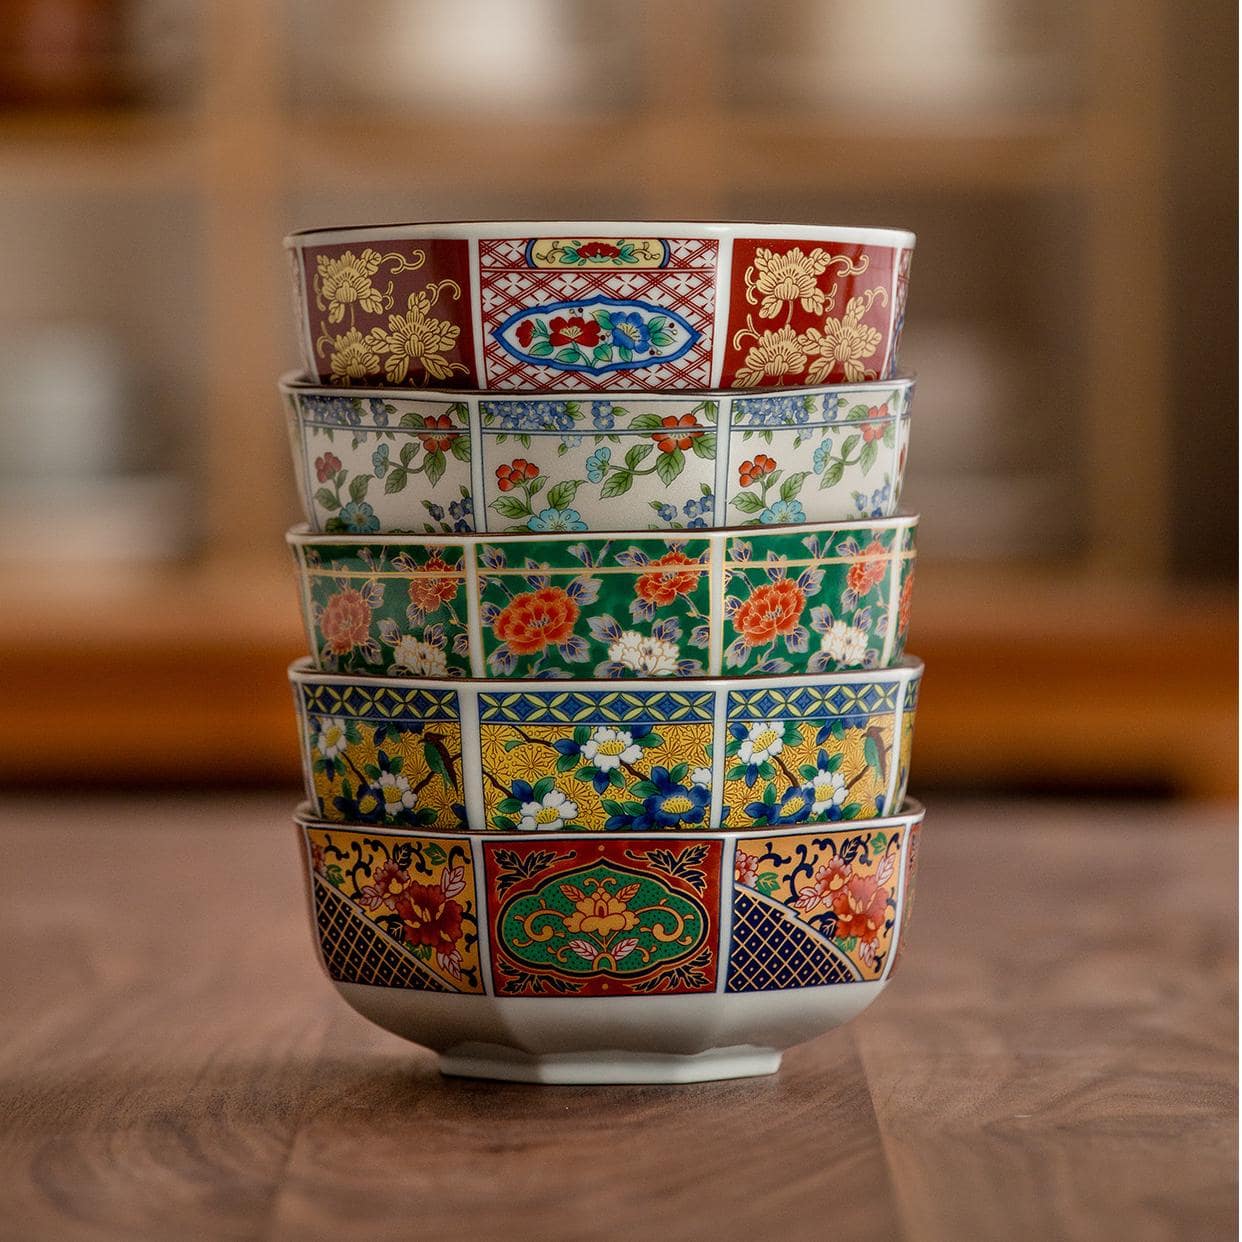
left=494, top=586, right=580, bottom=655
left=407, top=552, right=459, bottom=613
left=738, top=454, right=776, bottom=487
left=652, top=413, right=703, bottom=453
left=320, top=587, right=373, bottom=654
left=732, top=578, right=806, bottom=647
left=898, top=567, right=914, bottom=635
left=393, top=882, right=463, bottom=952
left=636, top=550, right=701, bottom=606
left=832, top=873, right=889, bottom=944
left=847, top=539, right=888, bottom=595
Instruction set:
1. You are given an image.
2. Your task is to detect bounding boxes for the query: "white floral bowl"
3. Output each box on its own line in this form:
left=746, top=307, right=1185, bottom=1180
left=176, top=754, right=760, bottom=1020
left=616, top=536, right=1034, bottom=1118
left=288, top=515, right=916, bottom=680
left=285, top=221, right=914, bottom=392
left=290, top=657, right=920, bottom=833
left=281, top=373, right=913, bottom=534
left=297, top=800, right=925, bottom=1083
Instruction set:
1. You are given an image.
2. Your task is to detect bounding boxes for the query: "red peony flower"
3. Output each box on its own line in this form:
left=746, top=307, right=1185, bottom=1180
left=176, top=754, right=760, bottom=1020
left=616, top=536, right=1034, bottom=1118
left=358, top=859, right=410, bottom=910
left=419, top=413, right=456, bottom=453
left=494, top=458, right=540, bottom=492
left=548, top=315, right=602, bottom=348
left=898, top=567, right=914, bottom=635
left=795, top=856, right=852, bottom=910
left=636, top=550, right=701, bottom=606
left=862, top=405, right=889, bottom=442
left=832, top=873, right=889, bottom=944
left=320, top=587, right=373, bottom=655
left=408, top=551, right=459, bottom=613
left=393, top=882, right=463, bottom=953
left=732, top=578, right=806, bottom=647
left=578, top=241, right=621, bottom=260
left=652, top=413, right=703, bottom=453
left=738, top=453, right=776, bottom=487
left=494, top=586, right=580, bottom=655
left=847, top=539, right=888, bottom=595
left=315, top=452, right=342, bottom=483
left=515, top=320, right=535, bottom=348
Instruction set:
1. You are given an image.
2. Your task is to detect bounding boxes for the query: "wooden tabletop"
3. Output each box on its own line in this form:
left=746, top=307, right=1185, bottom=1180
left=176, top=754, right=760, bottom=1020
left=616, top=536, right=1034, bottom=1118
left=0, top=794, right=1234, bottom=1241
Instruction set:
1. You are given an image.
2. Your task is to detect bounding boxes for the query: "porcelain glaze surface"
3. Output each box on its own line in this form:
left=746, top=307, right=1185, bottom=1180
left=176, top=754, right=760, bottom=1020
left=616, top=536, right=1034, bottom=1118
left=289, top=516, right=916, bottom=681
left=286, top=222, right=914, bottom=392
left=282, top=375, right=912, bottom=534
left=290, top=658, right=920, bottom=831
left=298, top=802, right=922, bottom=1080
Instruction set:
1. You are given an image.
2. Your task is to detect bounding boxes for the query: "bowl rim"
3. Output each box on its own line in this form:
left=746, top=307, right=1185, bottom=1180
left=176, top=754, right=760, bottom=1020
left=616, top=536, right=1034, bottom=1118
left=286, top=513, right=920, bottom=549
left=287, top=652, right=923, bottom=691
left=292, top=797, right=925, bottom=839
left=284, top=219, right=916, bottom=250
left=277, top=368, right=918, bottom=402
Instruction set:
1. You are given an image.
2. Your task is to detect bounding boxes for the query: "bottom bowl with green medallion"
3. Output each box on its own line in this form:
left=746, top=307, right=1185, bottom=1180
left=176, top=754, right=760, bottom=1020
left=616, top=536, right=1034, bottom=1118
left=296, top=800, right=925, bottom=1084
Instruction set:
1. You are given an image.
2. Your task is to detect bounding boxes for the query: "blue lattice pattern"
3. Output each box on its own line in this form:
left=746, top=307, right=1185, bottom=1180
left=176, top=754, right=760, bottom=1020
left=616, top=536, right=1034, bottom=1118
left=300, top=682, right=460, bottom=724
left=478, top=689, right=716, bottom=724
left=726, top=889, right=862, bottom=992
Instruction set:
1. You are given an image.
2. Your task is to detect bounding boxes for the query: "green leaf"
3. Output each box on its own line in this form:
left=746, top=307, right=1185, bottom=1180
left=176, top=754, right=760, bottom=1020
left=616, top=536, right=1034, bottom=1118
left=818, top=459, right=845, bottom=489
left=624, top=442, right=654, bottom=470
left=780, top=471, right=810, bottom=502
left=592, top=343, right=612, bottom=364
left=655, top=448, right=684, bottom=486
left=496, top=797, right=523, bottom=814
left=399, top=441, right=418, bottom=466
left=490, top=494, right=530, bottom=519
left=425, top=843, right=447, bottom=864
left=349, top=473, right=370, bottom=502
left=555, top=753, right=578, bottom=772
left=690, top=433, right=716, bottom=459
left=547, top=479, right=580, bottom=510
left=384, top=466, right=409, bottom=494
left=848, top=404, right=869, bottom=420
left=315, top=486, right=340, bottom=511
left=864, top=734, right=881, bottom=770
left=593, top=310, right=613, bottom=329
left=555, top=346, right=584, bottom=364
left=860, top=440, right=879, bottom=473
left=424, top=450, right=445, bottom=488
left=529, top=340, right=554, bottom=357
left=532, top=776, right=555, bottom=799
left=399, top=409, right=423, bottom=428
left=450, top=435, right=471, bottom=462
left=599, top=471, right=633, bottom=499
left=504, top=739, right=527, bottom=752
left=731, top=490, right=765, bottom=514
left=492, top=815, right=518, bottom=831
left=841, top=433, right=861, bottom=458
left=756, top=872, right=780, bottom=896
left=627, top=411, right=666, bottom=430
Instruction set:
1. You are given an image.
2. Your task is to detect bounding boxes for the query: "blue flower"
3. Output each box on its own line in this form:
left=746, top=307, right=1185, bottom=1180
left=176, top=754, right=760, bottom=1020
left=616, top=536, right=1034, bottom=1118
left=371, top=443, right=390, bottom=477
left=302, top=395, right=359, bottom=426
left=610, top=311, right=651, bottom=353
left=426, top=502, right=446, bottom=522
left=449, top=496, right=473, bottom=521
left=759, top=498, right=807, bottom=525
left=697, top=493, right=714, bottom=515
left=591, top=402, right=615, bottom=430
left=655, top=502, right=677, bottom=522
left=745, top=786, right=814, bottom=826
left=735, top=394, right=805, bottom=426
left=636, top=766, right=710, bottom=828
left=585, top=447, right=612, bottom=482
left=813, top=440, right=835, bottom=474
left=687, top=517, right=707, bottom=529
left=682, top=498, right=699, bottom=517
left=561, top=433, right=584, bottom=448
left=527, top=507, right=588, bottom=533
left=367, top=398, right=390, bottom=427
left=339, top=501, right=380, bottom=533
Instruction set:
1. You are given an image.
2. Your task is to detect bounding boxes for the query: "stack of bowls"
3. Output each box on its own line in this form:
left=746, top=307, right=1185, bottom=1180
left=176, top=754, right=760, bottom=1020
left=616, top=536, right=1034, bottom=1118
left=281, top=221, right=923, bottom=1084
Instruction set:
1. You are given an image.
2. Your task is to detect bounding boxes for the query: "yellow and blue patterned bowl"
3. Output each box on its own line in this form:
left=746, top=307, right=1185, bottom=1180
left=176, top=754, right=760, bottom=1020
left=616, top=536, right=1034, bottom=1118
left=289, top=657, right=920, bottom=833
left=296, top=800, right=924, bottom=1083
left=281, top=372, right=913, bottom=534
left=288, top=516, right=916, bottom=681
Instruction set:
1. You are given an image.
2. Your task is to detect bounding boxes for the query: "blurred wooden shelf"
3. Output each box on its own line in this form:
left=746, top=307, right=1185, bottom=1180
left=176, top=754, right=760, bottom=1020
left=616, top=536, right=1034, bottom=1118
left=0, top=562, right=1232, bottom=798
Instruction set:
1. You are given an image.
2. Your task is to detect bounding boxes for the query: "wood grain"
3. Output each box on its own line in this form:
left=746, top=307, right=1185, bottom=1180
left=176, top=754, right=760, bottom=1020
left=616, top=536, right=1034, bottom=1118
left=0, top=795, right=1233, bottom=1241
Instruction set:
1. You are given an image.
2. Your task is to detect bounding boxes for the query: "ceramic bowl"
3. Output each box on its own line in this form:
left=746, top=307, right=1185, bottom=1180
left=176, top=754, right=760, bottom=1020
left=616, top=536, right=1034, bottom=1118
left=285, top=221, right=915, bottom=392
left=289, top=657, right=921, bottom=832
left=288, top=515, right=916, bottom=680
left=296, top=800, right=925, bottom=1083
left=282, top=373, right=913, bottom=534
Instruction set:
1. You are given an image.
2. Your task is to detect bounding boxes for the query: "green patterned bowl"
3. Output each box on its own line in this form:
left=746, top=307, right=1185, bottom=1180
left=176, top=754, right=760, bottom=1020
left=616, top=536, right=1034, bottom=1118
left=296, top=800, right=925, bottom=1083
left=281, top=372, right=913, bottom=534
left=288, top=515, right=916, bottom=680
left=289, top=657, right=921, bottom=833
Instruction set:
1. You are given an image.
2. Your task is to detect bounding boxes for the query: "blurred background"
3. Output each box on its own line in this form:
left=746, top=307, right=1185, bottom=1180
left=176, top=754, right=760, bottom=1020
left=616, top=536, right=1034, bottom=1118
left=0, top=0, right=1234, bottom=800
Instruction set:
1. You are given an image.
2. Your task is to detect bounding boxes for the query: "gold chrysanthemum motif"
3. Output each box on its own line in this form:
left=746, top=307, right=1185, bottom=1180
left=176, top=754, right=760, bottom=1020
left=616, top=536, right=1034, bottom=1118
left=802, top=295, right=883, bottom=383
left=327, top=327, right=381, bottom=385
left=733, top=325, right=808, bottom=386
left=367, top=290, right=465, bottom=384
left=316, top=248, right=387, bottom=322
left=748, top=246, right=832, bottom=318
